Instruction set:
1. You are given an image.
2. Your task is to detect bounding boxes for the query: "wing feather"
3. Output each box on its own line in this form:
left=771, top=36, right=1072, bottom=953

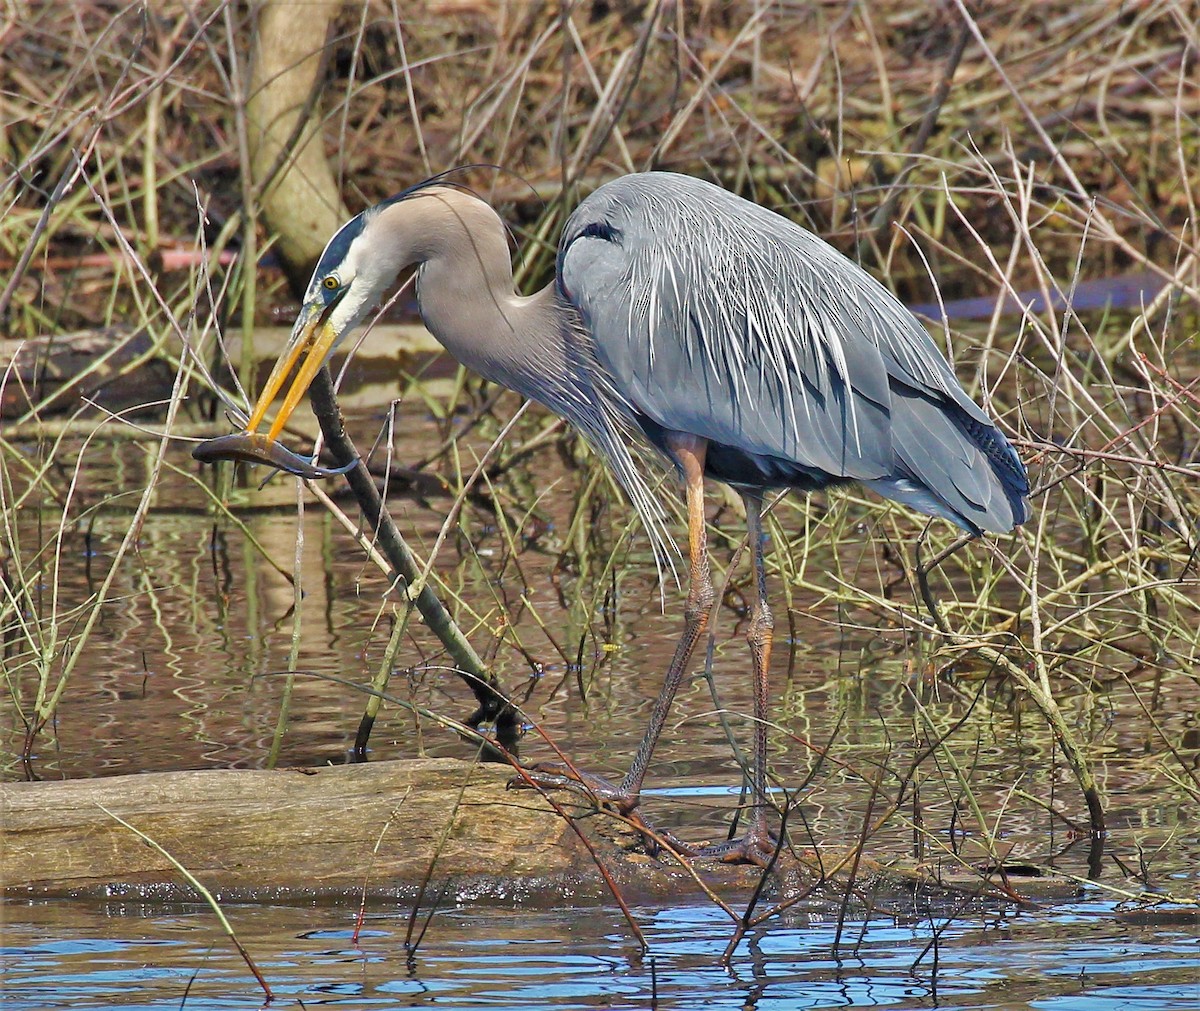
left=557, top=172, right=1028, bottom=531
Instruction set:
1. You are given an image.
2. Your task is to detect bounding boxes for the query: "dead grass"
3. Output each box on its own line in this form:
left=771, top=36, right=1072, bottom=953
left=1, top=0, right=1198, bottom=933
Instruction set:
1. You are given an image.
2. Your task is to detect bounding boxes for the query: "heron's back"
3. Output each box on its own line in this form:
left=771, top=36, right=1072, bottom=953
left=557, top=172, right=1028, bottom=535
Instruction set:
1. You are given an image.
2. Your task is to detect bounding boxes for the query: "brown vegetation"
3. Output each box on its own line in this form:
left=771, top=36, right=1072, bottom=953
left=1, top=1, right=1198, bottom=939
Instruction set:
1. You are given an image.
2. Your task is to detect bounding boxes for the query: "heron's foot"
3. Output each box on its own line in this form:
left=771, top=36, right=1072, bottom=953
left=508, top=762, right=640, bottom=816
left=509, top=763, right=692, bottom=857
left=691, top=815, right=782, bottom=868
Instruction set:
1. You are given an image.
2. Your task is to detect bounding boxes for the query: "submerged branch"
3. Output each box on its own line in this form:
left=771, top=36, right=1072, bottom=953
left=308, top=366, right=519, bottom=758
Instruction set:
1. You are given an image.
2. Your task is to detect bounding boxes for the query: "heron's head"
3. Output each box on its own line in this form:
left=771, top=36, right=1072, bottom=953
left=245, top=203, right=406, bottom=440
left=235, top=174, right=492, bottom=445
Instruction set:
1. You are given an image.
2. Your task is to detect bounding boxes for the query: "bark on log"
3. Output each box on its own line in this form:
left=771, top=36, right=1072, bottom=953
left=0, top=759, right=724, bottom=903
left=0, top=758, right=1082, bottom=906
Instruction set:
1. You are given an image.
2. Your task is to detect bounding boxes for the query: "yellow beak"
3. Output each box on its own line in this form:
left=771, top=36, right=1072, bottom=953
left=245, top=303, right=343, bottom=440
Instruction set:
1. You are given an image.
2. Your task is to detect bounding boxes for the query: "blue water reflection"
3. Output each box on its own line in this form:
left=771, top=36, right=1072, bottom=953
left=3, top=896, right=1198, bottom=1010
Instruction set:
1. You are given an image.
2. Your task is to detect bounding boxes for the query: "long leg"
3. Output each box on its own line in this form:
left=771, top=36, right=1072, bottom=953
left=516, top=434, right=712, bottom=825
left=740, top=491, right=778, bottom=855
left=617, top=433, right=714, bottom=803
left=518, top=440, right=776, bottom=865
left=693, top=490, right=778, bottom=865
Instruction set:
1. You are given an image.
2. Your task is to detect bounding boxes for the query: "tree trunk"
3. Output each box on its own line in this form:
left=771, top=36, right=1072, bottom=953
left=248, top=0, right=348, bottom=296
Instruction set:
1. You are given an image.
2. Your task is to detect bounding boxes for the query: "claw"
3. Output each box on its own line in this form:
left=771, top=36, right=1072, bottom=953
left=691, top=815, right=782, bottom=867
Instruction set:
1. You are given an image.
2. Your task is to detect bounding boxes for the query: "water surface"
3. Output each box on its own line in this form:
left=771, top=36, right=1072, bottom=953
left=3, top=345, right=1198, bottom=1007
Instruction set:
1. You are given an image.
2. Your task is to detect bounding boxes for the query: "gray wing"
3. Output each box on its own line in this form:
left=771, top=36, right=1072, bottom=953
left=557, top=172, right=1026, bottom=532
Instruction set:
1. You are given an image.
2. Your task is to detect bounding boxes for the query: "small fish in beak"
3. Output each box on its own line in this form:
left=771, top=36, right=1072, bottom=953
left=192, top=297, right=353, bottom=478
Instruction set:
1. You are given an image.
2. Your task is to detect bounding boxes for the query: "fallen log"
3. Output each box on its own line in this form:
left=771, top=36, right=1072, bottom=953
left=1, top=758, right=1083, bottom=907
left=0, top=758, right=737, bottom=903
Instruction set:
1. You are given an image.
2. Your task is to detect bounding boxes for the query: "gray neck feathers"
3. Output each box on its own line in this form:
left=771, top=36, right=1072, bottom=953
left=405, top=192, right=574, bottom=413
left=390, top=188, right=673, bottom=567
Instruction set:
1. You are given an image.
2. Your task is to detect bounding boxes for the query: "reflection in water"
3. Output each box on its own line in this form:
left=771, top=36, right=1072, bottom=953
left=3, top=898, right=1199, bottom=1010
left=3, top=351, right=1198, bottom=1007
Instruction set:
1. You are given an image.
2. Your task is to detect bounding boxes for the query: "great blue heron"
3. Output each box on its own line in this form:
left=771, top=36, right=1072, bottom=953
left=198, top=171, right=1029, bottom=864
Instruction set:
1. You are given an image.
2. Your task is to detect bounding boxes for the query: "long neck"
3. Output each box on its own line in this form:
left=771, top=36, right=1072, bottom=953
left=402, top=191, right=578, bottom=414
left=391, top=190, right=671, bottom=563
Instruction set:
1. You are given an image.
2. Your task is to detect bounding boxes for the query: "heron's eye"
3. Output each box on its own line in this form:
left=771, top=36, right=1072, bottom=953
left=322, top=275, right=340, bottom=291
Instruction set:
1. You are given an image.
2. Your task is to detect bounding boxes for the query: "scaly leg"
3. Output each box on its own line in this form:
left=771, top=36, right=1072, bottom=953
left=517, top=435, right=714, bottom=838
left=694, top=491, right=780, bottom=865
left=617, top=434, right=714, bottom=801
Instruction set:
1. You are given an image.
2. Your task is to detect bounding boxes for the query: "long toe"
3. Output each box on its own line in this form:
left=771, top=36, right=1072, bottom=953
left=693, top=818, right=782, bottom=868
left=508, top=761, right=640, bottom=815
left=508, top=763, right=705, bottom=859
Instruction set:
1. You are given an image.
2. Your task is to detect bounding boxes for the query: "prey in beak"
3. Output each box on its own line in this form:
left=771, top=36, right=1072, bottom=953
left=192, top=288, right=357, bottom=478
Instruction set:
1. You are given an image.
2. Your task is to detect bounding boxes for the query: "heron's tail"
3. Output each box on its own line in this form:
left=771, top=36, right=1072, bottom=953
left=864, top=386, right=1029, bottom=535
